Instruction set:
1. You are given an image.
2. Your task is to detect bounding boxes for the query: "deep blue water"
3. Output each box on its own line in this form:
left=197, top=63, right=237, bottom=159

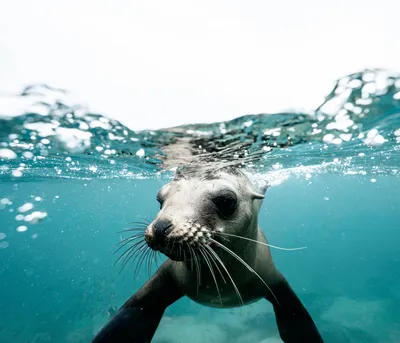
left=1, top=69, right=400, bottom=342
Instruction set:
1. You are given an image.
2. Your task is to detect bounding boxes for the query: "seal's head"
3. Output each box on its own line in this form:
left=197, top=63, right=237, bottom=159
left=145, top=167, right=266, bottom=261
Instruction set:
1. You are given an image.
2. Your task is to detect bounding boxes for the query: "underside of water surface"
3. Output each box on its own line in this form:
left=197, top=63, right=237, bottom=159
left=0, top=69, right=399, bottom=342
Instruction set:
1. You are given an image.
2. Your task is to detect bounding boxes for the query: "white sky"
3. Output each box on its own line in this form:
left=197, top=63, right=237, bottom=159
left=0, top=0, right=398, bottom=130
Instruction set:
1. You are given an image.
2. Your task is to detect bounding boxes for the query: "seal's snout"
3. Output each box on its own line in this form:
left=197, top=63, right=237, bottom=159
left=153, top=218, right=173, bottom=246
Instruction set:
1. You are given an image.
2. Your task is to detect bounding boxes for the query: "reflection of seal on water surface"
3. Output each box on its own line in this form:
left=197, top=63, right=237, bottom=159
left=92, top=166, right=324, bottom=343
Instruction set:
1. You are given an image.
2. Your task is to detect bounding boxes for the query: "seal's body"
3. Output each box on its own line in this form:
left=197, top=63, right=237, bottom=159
left=92, top=168, right=324, bottom=343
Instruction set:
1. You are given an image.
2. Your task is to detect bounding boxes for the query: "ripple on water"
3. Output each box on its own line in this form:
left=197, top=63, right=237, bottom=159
left=0, top=69, right=399, bottom=182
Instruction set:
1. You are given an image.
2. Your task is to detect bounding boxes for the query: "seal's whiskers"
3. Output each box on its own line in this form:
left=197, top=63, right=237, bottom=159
left=120, top=242, right=147, bottom=274
left=208, top=237, right=280, bottom=307
left=202, top=245, right=227, bottom=285
left=147, top=250, right=155, bottom=278
left=114, top=239, right=145, bottom=266
left=214, top=231, right=307, bottom=251
left=198, top=246, right=223, bottom=305
left=117, top=227, right=146, bottom=234
left=133, top=247, right=146, bottom=280
left=184, top=242, right=193, bottom=270
left=132, top=244, right=149, bottom=280
left=115, top=222, right=159, bottom=282
left=128, top=220, right=151, bottom=226
left=204, top=244, right=244, bottom=306
left=190, top=244, right=202, bottom=295
left=114, top=234, right=144, bottom=253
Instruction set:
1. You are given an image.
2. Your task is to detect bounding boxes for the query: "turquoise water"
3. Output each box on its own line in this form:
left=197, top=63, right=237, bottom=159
left=0, top=69, right=399, bottom=342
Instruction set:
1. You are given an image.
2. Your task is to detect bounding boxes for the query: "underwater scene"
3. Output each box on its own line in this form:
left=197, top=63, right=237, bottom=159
left=0, top=69, right=399, bottom=343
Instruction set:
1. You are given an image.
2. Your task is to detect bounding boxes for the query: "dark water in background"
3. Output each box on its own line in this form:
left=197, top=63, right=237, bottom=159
left=0, top=69, right=399, bottom=342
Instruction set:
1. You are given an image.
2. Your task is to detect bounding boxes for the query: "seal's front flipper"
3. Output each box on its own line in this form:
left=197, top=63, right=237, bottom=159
left=92, top=305, right=164, bottom=343
left=265, top=274, right=324, bottom=343
left=92, top=262, right=183, bottom=343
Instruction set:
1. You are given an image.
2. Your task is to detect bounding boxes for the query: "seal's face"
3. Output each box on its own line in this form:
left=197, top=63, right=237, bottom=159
left=144, top=170, right=264, bottom=261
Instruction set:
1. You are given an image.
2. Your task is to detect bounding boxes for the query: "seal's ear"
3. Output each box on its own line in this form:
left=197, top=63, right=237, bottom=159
left=252, top=179, right=269, bottom=199
left=244, top=172, right=269, bottom=200
left=251, top=192, right=265, bottom=200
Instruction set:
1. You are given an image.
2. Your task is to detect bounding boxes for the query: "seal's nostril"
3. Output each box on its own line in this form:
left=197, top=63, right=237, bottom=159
left=153, top=219, right=173, bottom=243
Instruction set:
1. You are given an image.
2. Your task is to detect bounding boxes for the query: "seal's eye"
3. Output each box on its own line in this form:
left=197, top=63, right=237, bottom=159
left=212, top=190, right=237, bottom=217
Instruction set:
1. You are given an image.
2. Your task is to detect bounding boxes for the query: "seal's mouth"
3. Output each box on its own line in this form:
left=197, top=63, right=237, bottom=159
left=157, top=240, right=221, bottom=263
left=144, top=220, right=223, bottom=262
left=114, top=220, right=230, bottom=272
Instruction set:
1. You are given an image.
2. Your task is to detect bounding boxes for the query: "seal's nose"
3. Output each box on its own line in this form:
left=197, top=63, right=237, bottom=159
left=153, top=218, right=173, bottom=244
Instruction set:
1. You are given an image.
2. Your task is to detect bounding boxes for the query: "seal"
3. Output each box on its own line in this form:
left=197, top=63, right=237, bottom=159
left=92, top=167, right=324, bottom=343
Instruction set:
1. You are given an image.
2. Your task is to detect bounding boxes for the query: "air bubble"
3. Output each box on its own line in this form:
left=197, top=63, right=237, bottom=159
left=18, top=203, right=33, bottom=213
left=0, top=148, right=17, bottom=160
left=0, top=241, right=9, bottom=249
left=17, top=226, right=28, bottom=232
left=12, top=170, right=23, bottom=177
